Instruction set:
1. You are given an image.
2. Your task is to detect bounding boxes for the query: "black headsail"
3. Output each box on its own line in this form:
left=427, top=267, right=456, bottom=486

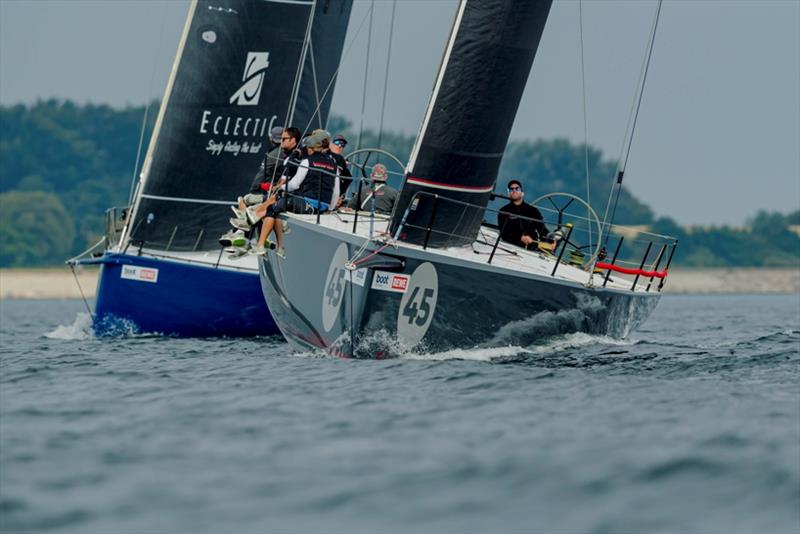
left=124, top=0, right=351, bottom=252
left=389, top=0, right=552, bottom=248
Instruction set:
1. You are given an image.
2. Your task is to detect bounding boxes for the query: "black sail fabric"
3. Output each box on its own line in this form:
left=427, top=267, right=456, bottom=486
left=293, top=0, right=354, bottom=131
left=127, top=0, right=317, bottom=251
left=389, top=0, right=552, bottom=248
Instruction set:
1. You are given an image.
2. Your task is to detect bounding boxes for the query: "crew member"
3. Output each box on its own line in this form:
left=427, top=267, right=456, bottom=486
left=497, top=179, right=549, bottom=249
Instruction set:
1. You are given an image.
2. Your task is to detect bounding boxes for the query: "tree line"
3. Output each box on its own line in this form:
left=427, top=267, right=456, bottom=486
left=1, top=100, right=797, bottom=268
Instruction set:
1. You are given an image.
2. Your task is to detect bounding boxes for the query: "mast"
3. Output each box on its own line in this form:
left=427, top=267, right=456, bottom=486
left=389, top=0, right=553, bottom=248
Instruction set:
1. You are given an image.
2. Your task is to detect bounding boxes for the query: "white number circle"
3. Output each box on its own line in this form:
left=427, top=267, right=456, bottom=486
left=322, top=243, right=349, bottom=332
left=397, top=262, right=438, bottom=347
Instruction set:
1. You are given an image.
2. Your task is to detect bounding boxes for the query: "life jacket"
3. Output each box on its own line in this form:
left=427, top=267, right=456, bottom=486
left=300, top=152, right=337, bottom=204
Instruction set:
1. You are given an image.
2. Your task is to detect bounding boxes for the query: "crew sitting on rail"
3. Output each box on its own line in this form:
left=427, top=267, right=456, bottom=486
left=343, top=163, right=398, bottom=214
left=252, top=129, right=341, bottom=256
left=497, top=179, right=552, bottom=251
left=235, top=126, right=299, bottom=214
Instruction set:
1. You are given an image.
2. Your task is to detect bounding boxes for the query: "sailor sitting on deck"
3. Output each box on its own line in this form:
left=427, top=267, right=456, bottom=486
left=497, top=179, right=552, bottom=251
left=342, top=163, right=398, bottom=214
left=252, top=129, right=341, bottom=256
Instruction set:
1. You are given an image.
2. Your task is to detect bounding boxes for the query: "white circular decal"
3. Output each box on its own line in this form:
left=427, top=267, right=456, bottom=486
left=322, top=243, right=349, bottom=332
left=397, top=262, right=438, bottom=347
left=201, top=30, right=217, bottom=44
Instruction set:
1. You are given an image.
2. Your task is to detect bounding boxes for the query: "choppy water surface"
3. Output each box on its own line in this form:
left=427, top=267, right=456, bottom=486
left=1, top=295, right=798, bottom=533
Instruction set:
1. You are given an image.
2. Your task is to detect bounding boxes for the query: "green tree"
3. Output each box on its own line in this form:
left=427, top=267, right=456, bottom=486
left=0, top=191, right=75, bottom=266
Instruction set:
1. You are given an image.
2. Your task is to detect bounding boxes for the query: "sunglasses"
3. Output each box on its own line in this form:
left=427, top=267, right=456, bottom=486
left=508, top=186, right=522, bottom=192
left=280, top=137, right=292, bottom=141
left=333, top=140, right=347, bottom=147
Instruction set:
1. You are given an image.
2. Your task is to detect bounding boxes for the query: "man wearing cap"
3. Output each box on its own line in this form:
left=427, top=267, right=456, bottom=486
left=329, top=134, right=353, bottom=194
left=497, top=179, right=549, bottom=250
left=346, top=163, right=398, bottom=214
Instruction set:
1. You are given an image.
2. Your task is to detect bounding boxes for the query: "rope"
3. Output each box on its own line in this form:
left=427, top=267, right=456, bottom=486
left=300, top=5, right=373, bottom=135
left=283, top=0, right=317, bottom=131
left=127, top=3, right=168, bottom=206
left=356, top=0, right=375, bottom=152
left=578, top=0, right=592, bottom=253
left=377, top=0, right=397, bottom=149
left=69, top=265, right=93, bottom=316
left=308, top=38, right=323, bottom=129
left=599, top=0, right=663, bottom=244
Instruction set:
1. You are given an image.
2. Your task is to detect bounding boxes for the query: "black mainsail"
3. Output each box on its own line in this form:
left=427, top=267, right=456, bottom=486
left=125, top=0, right=351, bottom=252
left=389, top=0, right=552, bottom=247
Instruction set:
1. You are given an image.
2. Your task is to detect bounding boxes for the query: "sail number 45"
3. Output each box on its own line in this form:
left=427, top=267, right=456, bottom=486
left=325, top=267, right=346, bottom=307
left=402, top=287, right=435, bottom=326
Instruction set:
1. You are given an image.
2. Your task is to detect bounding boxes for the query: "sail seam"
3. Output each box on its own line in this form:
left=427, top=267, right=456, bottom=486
left=406, top=177, right=493, bottom=193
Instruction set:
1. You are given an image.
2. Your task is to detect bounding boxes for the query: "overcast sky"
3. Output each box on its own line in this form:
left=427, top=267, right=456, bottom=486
left=1, top=0, right=798, bottom=226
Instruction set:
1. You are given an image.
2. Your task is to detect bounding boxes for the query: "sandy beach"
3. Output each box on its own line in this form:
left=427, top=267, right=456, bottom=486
left=1, top=266, right=798, bottom=300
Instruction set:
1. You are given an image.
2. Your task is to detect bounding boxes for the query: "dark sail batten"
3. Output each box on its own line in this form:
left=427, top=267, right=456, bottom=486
left=389, top=0, right=553, bottom=247
left=123, top=0, right=352, bottom=252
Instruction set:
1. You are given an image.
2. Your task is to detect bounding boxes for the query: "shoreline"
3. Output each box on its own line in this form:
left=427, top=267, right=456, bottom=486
left=1, top=267, right=798, bottom=300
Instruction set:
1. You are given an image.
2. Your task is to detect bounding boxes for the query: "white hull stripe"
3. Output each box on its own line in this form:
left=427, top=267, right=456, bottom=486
left=140, top=194, right=233, bottom=206
left=406, top=177, right=494, bottom=194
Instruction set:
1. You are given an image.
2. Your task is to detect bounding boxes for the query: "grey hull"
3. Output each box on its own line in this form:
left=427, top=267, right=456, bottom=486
left=258, top=217, right=661, bottom=357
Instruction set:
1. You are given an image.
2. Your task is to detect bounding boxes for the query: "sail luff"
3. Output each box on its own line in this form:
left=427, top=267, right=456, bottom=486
left=120, top=0, right=199, bottom=250
left=405, top=0, right=467, bottom=175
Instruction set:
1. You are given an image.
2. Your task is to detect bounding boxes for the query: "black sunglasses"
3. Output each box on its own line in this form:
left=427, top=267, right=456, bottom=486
left=333, top=140, right=347, bottom=147
left=508, top=186, right=522, bottom=192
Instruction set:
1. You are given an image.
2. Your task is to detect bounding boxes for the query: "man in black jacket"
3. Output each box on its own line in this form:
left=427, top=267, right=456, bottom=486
left=497, top=179, right=549, bottom=250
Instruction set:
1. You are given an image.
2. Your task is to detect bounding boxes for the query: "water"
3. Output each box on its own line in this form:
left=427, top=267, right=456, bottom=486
left=1, top=295, right=798, bottom=533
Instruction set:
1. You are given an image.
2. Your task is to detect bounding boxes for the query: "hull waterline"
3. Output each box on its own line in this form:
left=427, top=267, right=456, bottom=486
left=86, top=252, right=279, bottom=337
left=258, top=216, right=661, bottom=358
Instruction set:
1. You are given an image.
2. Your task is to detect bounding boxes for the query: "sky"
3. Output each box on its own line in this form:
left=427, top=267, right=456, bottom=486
left=1, top=0, right=798, bottom=226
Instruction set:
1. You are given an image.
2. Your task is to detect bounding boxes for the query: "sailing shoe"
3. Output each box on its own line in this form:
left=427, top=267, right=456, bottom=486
left=219, top=229, right=247, bottom=248
left=245, top=206, right=260, bottom=226
left=227, top=245, right=249, bottom=259
left=276, top=247, right=286, bottom=259
left=231, top=205, right=245, bottom=219
left=281, top=220, right=291, bottom=235
left=251, top=244, right=267, bottom=256
left=229, top=217, right=251, bottom=231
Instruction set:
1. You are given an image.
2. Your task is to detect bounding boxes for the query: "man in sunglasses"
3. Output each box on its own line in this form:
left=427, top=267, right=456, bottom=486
left=329, top=134, right=353, bottom=194
left=497, top=179, right=550, bottom=250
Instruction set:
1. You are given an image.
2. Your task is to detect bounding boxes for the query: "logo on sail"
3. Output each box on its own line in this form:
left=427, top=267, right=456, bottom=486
left=230, top=52, right=270, bottom=106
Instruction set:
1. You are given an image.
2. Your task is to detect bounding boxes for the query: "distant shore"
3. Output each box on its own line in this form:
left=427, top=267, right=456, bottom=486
left=1, top=266, right=798, bottom=300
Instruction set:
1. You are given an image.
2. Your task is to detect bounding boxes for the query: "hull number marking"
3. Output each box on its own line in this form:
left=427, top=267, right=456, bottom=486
left=397, top=263, right=438, bottom=347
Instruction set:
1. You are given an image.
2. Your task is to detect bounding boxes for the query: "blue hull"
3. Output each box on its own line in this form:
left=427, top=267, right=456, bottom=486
left=90, top=253, right=279, bottom=337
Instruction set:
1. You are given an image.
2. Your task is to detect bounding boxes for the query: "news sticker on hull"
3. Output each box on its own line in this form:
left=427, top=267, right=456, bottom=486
left=120, top=266, right=159, bottom=284
left=371, top=271, right=409, bottom=293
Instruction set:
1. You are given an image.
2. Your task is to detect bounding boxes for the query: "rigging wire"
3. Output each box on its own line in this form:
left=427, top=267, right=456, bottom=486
left=356, top=0, right=375, bottom=152
left=308, top=38, right=323, bottom=129
left=127, top=4, right=168, bottom=207
left=377, top=0, right=397, bottom=150
left=599, top=0, right=664, bottom=245
left=300, top=5, right=374, bottom=136
left=578, top=0, right=592, bottom=253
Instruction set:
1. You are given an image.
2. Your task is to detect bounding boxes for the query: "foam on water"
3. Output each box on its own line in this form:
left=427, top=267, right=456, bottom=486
left=44, top=312, right=94, bottom=340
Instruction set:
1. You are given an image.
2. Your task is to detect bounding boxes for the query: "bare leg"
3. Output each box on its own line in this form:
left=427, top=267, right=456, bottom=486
left=258, top=217, right=276, bottom=247
left=274, top=218, right=284, bottom=250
